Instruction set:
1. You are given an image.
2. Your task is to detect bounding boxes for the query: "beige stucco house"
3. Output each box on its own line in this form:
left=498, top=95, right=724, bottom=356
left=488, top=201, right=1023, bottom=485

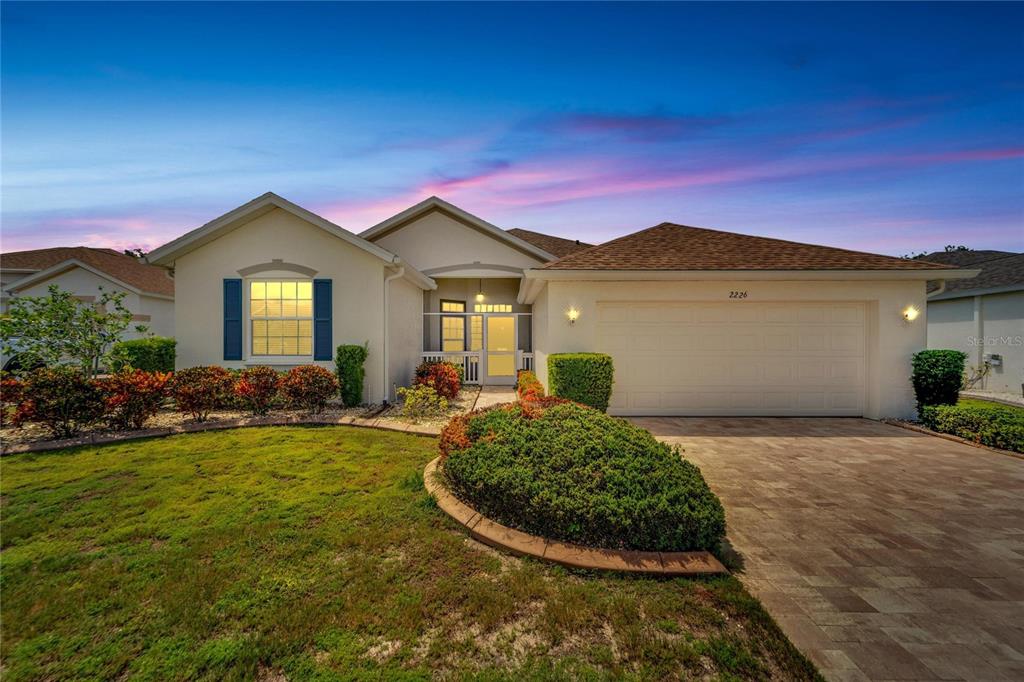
left=147, top=192, right=976, bottom=418
left=1, top=247, right=175, bottom=370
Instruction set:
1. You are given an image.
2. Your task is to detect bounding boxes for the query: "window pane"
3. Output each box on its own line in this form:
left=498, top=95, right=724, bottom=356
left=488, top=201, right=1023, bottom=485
left=298, top=337, right=312, bottom=355
left=298, top=320, right=312, bottom=336
left=266, top=281, right=281, bottom=299
left=249, top=279, right=313, bottom=357
left=253, top=319, right=268, bottom=336
left=297, top=281, right=312, bottom=299
left=282, top=337, right=298, bottom=355
left=265, top=300, right=281, bottom=317
left=251, top=282, right=266, bottom=299
left=253, top=338, right=268, bottom=355
left=282, top=320, right=298, bottom=336
left=268, top=319, right=284, bottom=337
left=297, top=300, right=312, bottom=317
left=281, top=281, right=296, bottom=299
left=281, top=299, right=297, bottom=317
left=267, top=337, right=283, bottom=355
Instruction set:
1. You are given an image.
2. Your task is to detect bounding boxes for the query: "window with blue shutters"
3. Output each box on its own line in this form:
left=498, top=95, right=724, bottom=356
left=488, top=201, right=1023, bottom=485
left=223, top=279, right=243, bottom=360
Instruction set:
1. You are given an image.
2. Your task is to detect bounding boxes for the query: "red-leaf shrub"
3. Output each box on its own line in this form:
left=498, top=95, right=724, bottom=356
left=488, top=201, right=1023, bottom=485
left=439, top=413, right=471, bottom=460
left=414, top=361, right=462, bottom=400
left=1, top=373, right=24, bottom=428
left=516, top=370, right=544, bottom=402
left=280, top=365, right=338, bottom=414
left=100, top=369, right=171, bottom=430
left=519, top=395, right=574, bottom=419
left=15, top=366, right=107, bottom=437
left=172, top=366, right=234, bottom=422
left=234, top=366, right=282, bottom=416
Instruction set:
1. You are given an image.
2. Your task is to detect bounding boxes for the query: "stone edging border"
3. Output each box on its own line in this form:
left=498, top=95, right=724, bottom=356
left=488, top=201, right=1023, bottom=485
left=881, top=419, right=1024, bottom=461
left=423, top=457, right=728, bottom=576
left=1, top=415, right=441, bottom=456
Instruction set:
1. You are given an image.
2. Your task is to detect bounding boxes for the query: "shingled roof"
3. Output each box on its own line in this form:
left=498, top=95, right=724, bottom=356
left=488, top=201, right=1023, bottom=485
left=918, top=251, right=1024, bottom=295
left=1, top=247, right=174, bottom=296
left=506, top=228, right=592, bottom=259
left=542, top=223, right=953, bottom=271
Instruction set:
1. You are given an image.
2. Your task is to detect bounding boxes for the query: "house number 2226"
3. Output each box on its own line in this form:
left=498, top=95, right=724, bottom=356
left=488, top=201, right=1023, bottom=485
left=729, top=291, right=748, bottom=299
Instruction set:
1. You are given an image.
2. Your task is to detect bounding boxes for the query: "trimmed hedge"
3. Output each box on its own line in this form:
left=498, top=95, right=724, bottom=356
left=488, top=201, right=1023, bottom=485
left=335, top=344, right=368, bottom=407
left=920, top=400, right=1024, bottom=453
left=442, top=401, right=725, bottom=552
left=548, top=353, right=614, bottom=412
left=111, top=337, right=176, bottom=373
left=911, top=349, right=967, bottom=411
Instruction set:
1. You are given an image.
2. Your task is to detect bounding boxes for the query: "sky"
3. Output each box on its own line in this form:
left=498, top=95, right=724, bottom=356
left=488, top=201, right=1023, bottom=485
left=2, top=1, right=1022, bottom=256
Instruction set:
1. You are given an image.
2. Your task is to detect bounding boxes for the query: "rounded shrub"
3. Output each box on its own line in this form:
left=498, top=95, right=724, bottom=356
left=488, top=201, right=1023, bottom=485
left=15, top=366, right=107, bottom=437
left=172, top=366, right=234, bottom=422
left=280, top=365, right=338, bottom=414
left=414, top=361, right=462, bottom=400
left=335, top=344, right=368, bottom=407
left=234, top=366, right=282, bottom=416
left=100, top=369, right=171, bottom=429
left=442, top=401, right=726, bottom=552
left=110, top=337, right=176, bottom=373
left=911, top=349, right=967, bottom=411
left=547, top=353, right=614, bottom=412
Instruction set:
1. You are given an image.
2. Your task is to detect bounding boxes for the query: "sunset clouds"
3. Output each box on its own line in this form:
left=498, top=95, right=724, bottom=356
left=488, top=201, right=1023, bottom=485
left=2, top=2, right=1021, bottom=255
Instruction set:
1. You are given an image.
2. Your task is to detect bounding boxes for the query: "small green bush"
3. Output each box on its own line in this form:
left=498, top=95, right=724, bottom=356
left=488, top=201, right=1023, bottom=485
left=111, top=337, right=176, bottom=373
left=397, top=384, right=448, bottom=422
left=920, top=400, right=1024, bottom=453
left=443, top=402, right=725, bottom=552
left=911, top=349, right=967, bottom=411
left=335, top=344, right=368, bottom=407
left=548, top=353, right=614, bottom=412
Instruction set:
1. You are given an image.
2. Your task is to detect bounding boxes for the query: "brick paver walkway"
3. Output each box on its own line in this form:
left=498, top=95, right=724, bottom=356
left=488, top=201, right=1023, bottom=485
left=631, top=417, right=1024, bottom=682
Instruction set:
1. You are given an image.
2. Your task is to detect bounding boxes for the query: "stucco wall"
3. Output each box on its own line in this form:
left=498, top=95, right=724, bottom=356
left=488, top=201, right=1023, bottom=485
left=171, top=208, right=390, bottom=402
left=371, top=211, right=543, bottom=273
left=531, top=278, right=927, bottom=419
left=387, top=275, right=423, bottom=400
left=928, top=291, right=1024, bottom=394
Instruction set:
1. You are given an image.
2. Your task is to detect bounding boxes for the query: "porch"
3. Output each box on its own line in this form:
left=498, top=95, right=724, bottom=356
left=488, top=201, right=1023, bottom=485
left=420, top=277, right=532, bottom=385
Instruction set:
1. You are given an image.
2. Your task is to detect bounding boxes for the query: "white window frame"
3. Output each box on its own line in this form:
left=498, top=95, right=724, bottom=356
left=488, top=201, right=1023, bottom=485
left=244, top=276, right=315, bottom=364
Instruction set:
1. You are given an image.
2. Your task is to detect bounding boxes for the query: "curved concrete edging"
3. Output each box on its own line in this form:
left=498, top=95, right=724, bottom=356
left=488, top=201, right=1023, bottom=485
left=0, top=415, right=440, bottom=456
left=424, top=457, right=728, bottom=576
left=881, top=419, right=1024, bottom=461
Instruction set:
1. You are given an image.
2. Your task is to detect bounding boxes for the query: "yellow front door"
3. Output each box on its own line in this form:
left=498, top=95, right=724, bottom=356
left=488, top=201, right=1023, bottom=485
left=485, top=315, right=516, bottom=384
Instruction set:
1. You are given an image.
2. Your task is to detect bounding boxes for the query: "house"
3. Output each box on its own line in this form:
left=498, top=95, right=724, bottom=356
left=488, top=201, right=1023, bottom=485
left=147, top=192, right=976, bottom=418
left=918, top=250, right=1023, bottom=396
left=1, top=247, right=175, bottom=369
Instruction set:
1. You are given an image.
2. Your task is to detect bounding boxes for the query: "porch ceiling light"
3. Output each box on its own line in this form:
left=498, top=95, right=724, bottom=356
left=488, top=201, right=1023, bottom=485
left=902, top=305, right=919, bottom=322
left=567, top=307, right=580, bottom=325
left=476, top=279, right=485, bottom=302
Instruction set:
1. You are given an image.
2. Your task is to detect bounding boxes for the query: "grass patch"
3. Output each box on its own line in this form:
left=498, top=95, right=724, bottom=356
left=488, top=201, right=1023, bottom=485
left=1, top=426, right=821, bottom=680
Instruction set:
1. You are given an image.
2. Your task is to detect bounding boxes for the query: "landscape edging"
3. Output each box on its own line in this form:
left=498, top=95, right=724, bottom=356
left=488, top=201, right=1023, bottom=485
left=1, top=415, right=441, bottom=455
left=423, top=457, right=728, bottom=576
left=880, top=418, right=1024, bottom=461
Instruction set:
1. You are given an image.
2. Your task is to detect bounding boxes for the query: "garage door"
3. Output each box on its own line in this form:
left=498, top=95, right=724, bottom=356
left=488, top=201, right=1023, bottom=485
left=597, top=301, right=866, bottom=416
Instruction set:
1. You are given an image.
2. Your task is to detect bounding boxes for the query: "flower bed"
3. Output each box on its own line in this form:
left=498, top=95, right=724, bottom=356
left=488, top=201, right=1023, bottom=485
left=440, top=400, right=726, bottom=553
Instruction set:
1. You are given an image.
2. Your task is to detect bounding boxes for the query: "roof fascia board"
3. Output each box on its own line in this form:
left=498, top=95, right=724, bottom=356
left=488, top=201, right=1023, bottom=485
left=524, top=268, right=979, bottom=282
left=390, top=259, right=437, bottom=291
left=147, top=192, right=398, bottom=266
left=360, top=196, right=556, bottom=262
left=928, top=284, right=1024, bottom=301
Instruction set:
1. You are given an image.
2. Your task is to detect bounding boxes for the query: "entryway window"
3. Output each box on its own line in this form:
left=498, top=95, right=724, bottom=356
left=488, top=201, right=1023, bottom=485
left=250, top=280, right=313, bottom=356
left=474, top=303, right=512, bottom=313
left=441, top=300, right=466, bottom=352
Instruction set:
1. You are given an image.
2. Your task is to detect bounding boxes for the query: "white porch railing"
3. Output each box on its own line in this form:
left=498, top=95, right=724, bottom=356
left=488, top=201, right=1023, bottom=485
left=421, top=351, right=481, bottom=384
left=419, top=351, right=534, bottom=385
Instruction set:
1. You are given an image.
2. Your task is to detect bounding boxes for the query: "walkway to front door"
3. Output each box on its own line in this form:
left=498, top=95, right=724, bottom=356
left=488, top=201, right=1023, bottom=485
left=472, top=386, right=517, bottom=410
left=633, top=417, right=1024, bottom=682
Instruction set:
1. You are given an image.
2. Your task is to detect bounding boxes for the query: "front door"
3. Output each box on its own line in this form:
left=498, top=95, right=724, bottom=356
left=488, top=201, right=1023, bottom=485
left=484, top=315, right=516, bottom=385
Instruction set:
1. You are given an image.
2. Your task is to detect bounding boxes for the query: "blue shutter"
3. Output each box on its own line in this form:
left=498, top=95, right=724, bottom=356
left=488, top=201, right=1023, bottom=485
left=223, top=278, right=243, bottom=361
left=313, top=279, right=332, bottom=360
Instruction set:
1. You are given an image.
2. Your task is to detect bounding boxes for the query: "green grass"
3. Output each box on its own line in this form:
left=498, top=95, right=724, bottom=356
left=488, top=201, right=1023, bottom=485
left=958, top=397, right=1024, bottom=413
left=1, top=426, right=821, bottom=681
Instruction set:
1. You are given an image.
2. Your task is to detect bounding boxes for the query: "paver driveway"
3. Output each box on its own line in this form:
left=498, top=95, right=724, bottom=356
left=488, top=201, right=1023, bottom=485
left=631, top=417, right=1024, bottom=682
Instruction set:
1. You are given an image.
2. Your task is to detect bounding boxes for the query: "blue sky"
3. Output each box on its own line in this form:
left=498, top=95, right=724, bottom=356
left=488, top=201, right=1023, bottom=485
left=2, top=1, right=1022, bottom=255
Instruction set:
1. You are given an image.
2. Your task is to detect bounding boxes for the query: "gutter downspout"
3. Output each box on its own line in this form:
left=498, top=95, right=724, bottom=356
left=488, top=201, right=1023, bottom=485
left=383, top=261, right=405, bottom=404
left=927, top=280, right=947, bottom=298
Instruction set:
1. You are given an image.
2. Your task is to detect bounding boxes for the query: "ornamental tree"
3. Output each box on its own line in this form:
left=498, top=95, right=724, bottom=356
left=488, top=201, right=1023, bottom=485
left=0, top=284, right=145, bottom=378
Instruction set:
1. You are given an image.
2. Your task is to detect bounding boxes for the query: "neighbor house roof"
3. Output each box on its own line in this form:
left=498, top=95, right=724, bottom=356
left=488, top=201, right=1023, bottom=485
left=1, top=247, right=175, bottom=297
left=542, top=223, right=955, bottom=271
left=506, top=228, right=592, bottom=258
left=920, top=251, right=1024, bottom=297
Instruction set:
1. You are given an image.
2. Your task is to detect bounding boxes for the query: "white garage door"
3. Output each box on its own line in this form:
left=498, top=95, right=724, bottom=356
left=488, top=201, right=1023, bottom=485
left=598, top=301, right=866, bottom=416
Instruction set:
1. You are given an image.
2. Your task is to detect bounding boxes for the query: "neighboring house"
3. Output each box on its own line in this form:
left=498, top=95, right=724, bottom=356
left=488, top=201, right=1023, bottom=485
left=1, top=247, right=176, bottom=369
left=918, top=250, right=1024, bottom=395
left=147, top=192, right=975, bottom=418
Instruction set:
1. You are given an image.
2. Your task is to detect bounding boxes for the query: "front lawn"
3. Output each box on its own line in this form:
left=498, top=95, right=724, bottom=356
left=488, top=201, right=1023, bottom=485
left=1, top=426, right=820, bottom=680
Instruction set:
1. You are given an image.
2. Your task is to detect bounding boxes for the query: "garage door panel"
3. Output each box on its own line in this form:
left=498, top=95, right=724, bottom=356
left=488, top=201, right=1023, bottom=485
left=597, top=301, right=866, bottom=416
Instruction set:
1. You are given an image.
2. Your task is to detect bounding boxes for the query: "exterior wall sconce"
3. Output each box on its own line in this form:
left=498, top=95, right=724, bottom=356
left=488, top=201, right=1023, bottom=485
left=902, top=305, right=919, bottom=322
left=567, top=307, right=580, bottom=325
